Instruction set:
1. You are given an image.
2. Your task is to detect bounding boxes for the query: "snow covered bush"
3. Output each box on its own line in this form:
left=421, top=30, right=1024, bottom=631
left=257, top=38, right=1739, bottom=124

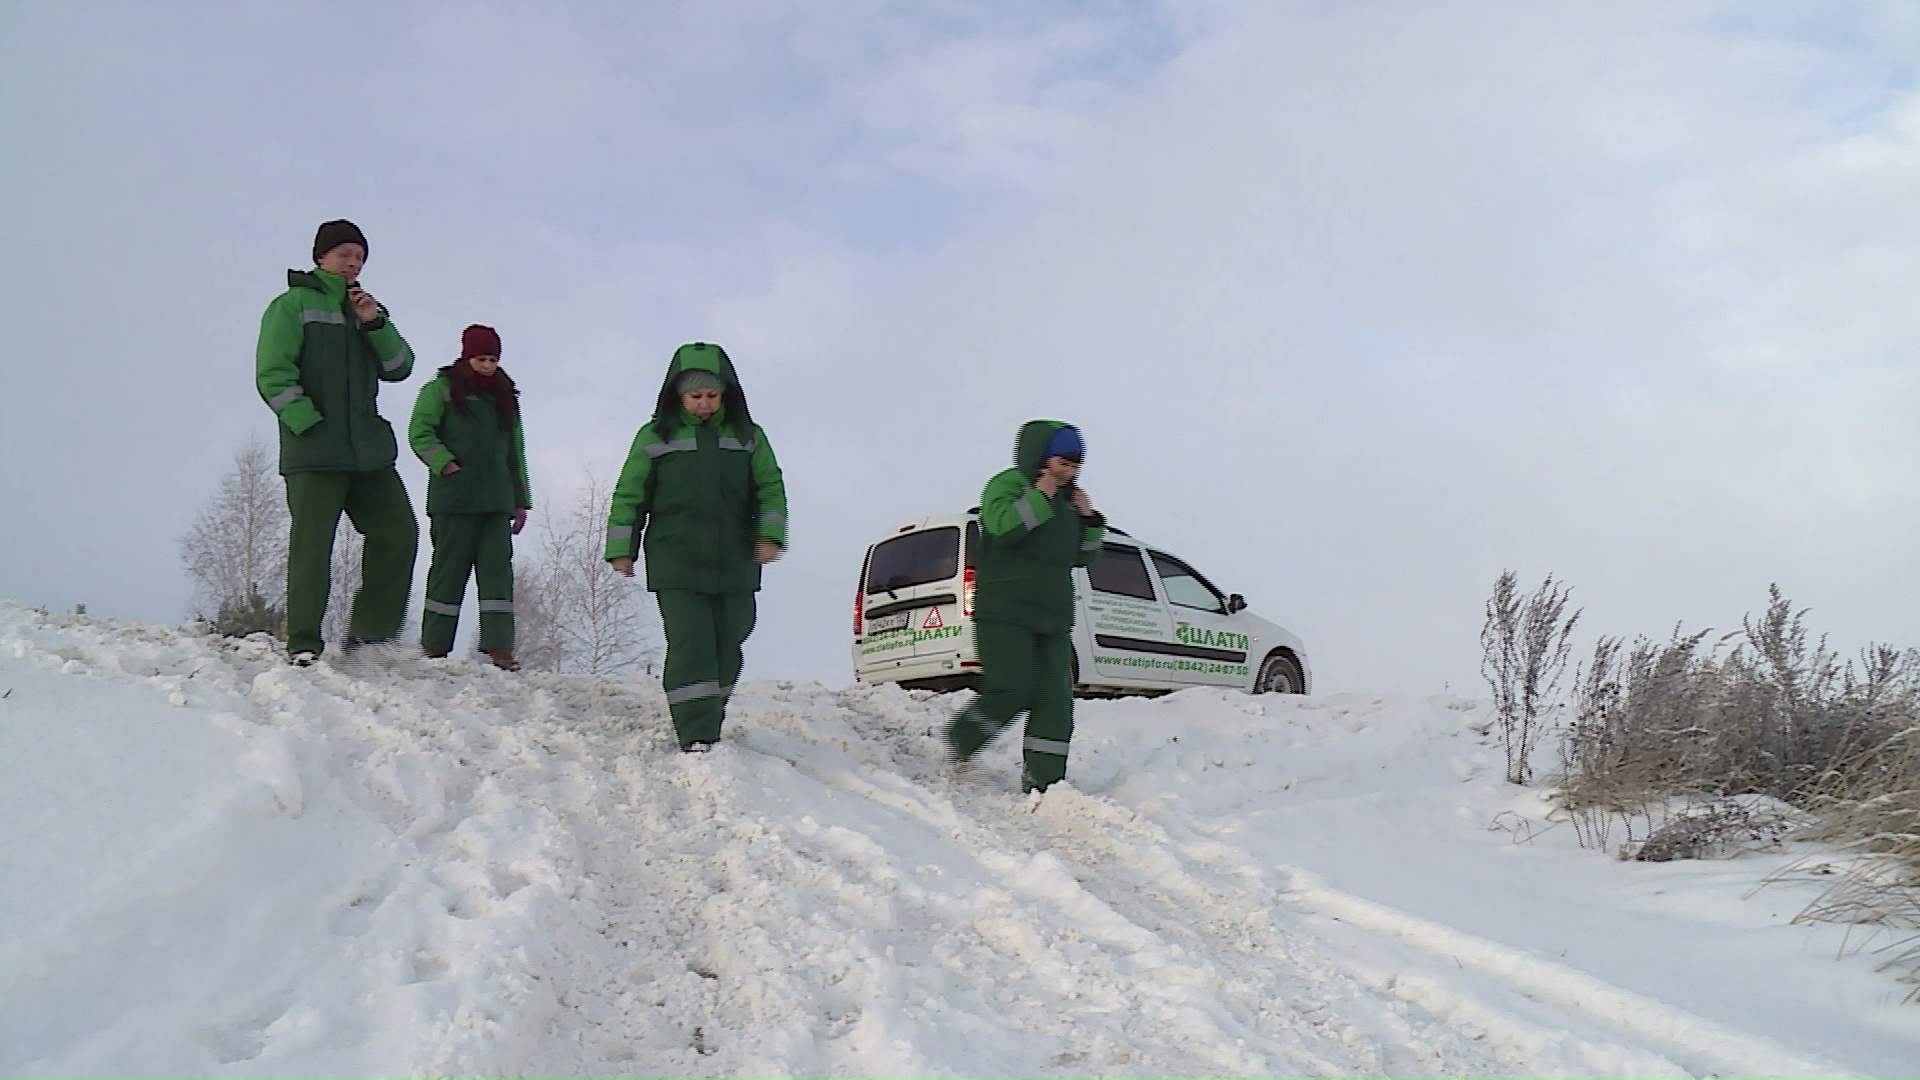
left=1555, top=588, right=1913, bottom=837
left=1787, top=668, right=1920, bottom=990
left=1543, top=587, right=1920, bottom=983
left=1626, top=796, right=1802, bottom=863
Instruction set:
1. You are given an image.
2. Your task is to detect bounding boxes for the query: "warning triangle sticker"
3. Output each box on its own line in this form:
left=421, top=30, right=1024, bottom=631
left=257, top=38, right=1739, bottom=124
left=921, top=606, right=945, bottom=629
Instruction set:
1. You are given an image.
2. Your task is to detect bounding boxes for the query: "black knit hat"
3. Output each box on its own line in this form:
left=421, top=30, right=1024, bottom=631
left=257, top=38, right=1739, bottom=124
left=312, top=219, right=369, bottom=264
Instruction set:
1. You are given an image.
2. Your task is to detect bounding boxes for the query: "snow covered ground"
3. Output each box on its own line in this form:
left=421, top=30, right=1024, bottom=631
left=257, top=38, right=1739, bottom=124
left=3, top=601, right=1918, bottom=1078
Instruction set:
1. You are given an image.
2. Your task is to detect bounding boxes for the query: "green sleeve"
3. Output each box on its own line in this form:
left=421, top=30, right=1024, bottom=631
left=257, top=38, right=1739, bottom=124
left=407, top=380, right=457, bottom=475
left=979, top=469, right=1054, bottom=545
left=255, top=292, right=322, bottom=434
left=364, top=310, right=414, bottom=382
left=1076, top=512, right=1107, bottom=567
left=512, top=412, right=532, bottom=510
left=750, top=425, right=788, bottom=548
left=604, top=424, right=657, bottom=561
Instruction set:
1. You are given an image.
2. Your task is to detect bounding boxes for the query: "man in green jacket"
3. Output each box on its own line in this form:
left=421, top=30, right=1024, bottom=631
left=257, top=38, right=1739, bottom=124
left=606, top=343, right=788, bottom=751
left=946, top=421, right=1105, bottom=792
left=255, top=219, right=419, bottom=664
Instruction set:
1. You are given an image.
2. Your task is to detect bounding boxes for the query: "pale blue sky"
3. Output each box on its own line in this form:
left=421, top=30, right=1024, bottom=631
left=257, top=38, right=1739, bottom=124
left=2, top=1, right=1915, bottom=692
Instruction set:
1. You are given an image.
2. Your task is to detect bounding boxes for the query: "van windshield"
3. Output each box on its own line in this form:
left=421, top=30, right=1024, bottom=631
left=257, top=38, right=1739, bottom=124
left=866, top=527, right=961, bottom=594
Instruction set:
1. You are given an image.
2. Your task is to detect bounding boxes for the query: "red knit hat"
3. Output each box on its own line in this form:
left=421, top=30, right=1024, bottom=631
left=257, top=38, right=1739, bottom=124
left=460, top=324, right=501, bottom=361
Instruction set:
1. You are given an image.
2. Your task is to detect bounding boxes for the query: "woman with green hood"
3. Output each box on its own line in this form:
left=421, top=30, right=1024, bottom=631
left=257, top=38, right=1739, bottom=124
left=605, top=343, right=788, bottom=752
left=946, top=420, right=1105, bottom=793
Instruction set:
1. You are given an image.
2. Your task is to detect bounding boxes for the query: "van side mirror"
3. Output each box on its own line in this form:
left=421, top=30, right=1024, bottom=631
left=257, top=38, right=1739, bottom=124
left=1227, top=593, right=1247, bottom=614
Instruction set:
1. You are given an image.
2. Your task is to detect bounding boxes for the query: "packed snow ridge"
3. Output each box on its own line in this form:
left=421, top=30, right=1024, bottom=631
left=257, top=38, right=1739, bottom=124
left=3, top=602, right=1918, bottom=1078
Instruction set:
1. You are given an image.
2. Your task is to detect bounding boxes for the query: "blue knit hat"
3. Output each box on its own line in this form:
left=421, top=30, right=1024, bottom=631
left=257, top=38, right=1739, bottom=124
left=1045, top=425, right=1084, bottom=461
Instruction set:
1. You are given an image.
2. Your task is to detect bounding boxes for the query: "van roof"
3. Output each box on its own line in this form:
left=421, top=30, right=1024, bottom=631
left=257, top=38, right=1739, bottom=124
left=877, top=511, right=1134, bottom=543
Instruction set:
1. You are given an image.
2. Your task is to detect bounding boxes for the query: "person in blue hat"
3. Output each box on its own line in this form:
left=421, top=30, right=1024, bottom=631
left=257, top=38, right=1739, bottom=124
left=945, top=420, right=1105, bottom=792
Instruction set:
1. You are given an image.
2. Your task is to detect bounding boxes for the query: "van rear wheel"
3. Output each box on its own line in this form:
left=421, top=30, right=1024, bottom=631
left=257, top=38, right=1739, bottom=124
left=1255, top=652, right=1304, bottom=694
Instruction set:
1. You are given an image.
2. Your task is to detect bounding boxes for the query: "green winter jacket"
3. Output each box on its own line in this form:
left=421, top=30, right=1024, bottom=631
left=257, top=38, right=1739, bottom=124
left=408, top=368, right=531, bottom=515
left=974, top=420, right=1106, bottom=633
left=255, top=268, right=416, bottom=474
left=604, top=343, right=788, bottom=594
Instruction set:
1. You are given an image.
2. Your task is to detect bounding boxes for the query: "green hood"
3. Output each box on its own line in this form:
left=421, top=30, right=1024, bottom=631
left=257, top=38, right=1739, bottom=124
left=1013, top=419, right=1073, bottom=482
left=651, top=342, right=754, bottom=439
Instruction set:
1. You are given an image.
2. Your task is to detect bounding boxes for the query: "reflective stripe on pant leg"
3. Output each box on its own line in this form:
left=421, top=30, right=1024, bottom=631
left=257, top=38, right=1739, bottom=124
left=657, top=590, right=724, bottom=747
left=421, top=513, right=477, bottom=655
left=946, top=619, right=1033, bottom=761
left=474, top=513, right=515, bottom=652
left=1021, top=630, right=1076, bottom=792
left=283, top=472, right=352, bottom=656
left=666, top=680, right=723, bottom=704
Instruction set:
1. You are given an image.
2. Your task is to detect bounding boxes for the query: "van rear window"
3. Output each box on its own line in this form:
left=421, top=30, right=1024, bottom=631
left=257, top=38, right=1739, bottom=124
left=866, top=527, right=961, bottom=594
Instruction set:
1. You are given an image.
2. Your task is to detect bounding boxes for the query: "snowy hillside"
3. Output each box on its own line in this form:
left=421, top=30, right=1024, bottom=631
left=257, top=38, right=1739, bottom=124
left=3, top=602, right=1918, bottom=1078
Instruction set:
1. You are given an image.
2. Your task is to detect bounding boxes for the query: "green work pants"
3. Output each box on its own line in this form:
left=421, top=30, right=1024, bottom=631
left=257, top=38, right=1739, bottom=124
left=657, top=590, right=756, bottom=750
left=421, top=513, right=514, bottom=654
left=946, top=619, right=1075, bottom=792
left=284, top=468, right=419, bottom=656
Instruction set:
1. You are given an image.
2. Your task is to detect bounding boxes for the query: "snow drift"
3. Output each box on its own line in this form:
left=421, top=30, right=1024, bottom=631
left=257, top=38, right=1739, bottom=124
left=2, top=602, right=1916, bottom=1078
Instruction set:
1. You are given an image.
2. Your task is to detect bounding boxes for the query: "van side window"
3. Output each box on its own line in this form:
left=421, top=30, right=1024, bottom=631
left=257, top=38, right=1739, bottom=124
left=865, top=527, right=961, bottom=594
left=1150, top=552, right=1226, bottom=613
left=1089, top=545, right=1156, bottom=600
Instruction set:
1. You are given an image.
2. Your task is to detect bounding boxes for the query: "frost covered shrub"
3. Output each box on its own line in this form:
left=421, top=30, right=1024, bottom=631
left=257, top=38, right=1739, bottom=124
left=1787, top=680, right=1920, bottom=989
left=1541, top=586, right=1920, bottom=985
left=1553, top=587, right=1917, bottom=850
left=1480, top=571, right=1580, bottom=785
left=1627, top=796, right=1800, bottom=863
left=212, top=589, right=285, bottom=640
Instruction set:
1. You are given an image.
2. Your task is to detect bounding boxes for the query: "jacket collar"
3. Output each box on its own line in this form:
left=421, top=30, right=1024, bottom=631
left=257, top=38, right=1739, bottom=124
left=286, top=268, right=349, bottom=297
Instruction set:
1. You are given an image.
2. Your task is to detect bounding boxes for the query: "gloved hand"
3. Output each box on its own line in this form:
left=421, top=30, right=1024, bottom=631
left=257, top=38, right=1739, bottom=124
left=511, top=508, right=527, bottom=535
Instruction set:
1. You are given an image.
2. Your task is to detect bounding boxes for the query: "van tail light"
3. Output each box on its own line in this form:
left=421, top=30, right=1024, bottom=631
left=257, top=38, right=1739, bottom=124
left=963, top=567, right=975, bottom=616
left=853, top=588, right=864, bottom=634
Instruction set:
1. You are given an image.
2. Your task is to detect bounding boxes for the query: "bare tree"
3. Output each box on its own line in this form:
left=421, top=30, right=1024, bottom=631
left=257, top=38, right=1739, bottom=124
left=178, top=436, right=288, bottom=636
left=510, top=559, right=565, bottom=672
left=1481, top=570, right=1581, bottom=785
left=518, top=476, right=659, bottom=675
left=321, top=518, right=364, bottom=643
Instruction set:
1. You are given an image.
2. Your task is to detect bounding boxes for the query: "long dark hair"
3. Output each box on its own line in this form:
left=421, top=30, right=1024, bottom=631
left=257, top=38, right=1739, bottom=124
left=441, top=361, right=519, bottom=431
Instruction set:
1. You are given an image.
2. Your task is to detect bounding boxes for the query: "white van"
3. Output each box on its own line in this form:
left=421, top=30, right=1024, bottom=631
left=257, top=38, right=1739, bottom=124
left=851, top=511, right=1311, bottom=696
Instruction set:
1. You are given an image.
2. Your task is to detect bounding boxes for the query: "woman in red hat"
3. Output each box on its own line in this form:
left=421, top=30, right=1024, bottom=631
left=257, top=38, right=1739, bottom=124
left=408, top=325, right=531, bottom=669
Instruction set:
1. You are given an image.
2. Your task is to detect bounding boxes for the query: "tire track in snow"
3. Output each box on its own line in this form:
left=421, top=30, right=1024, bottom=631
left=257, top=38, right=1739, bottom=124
left=800, top=684, right=1862, bottom=1080
left=744, top=684, right=1526, bottom=1078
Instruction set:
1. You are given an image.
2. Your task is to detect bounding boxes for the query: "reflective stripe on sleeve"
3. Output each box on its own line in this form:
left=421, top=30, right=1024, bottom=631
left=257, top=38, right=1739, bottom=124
left=760, top=512, right=785, bottom=528
left=267, top=385, right=307, bottom=412
left=666, top=680, right=723, bottom=705
left=1081, top=539, right=1101, bottom=551
left=299, top=309, right=346, bottom=325
left=422, top=598, right=461, bottom=617
left=380, top=343, right=411, bottom=373
left=1014, top=492, right=1040, bottom=531
left=642, top=439, right=698, bottom=458
left=1023, top=736, right=1071, bottom=757
left=418, top=443, right=449, bottom=464
left=477, top=599, right=514, bottom=613
left=606, top=525, right=634, bottom=543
